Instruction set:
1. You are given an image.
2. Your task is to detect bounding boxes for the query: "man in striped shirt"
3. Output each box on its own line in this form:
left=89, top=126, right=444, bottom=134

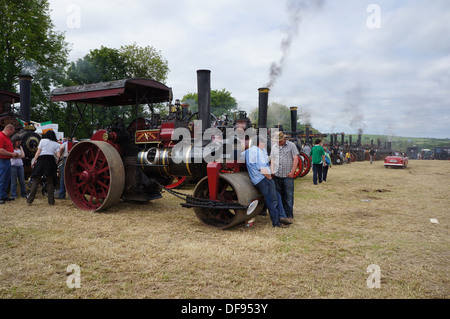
left=270, top=131, right=299, bottom=223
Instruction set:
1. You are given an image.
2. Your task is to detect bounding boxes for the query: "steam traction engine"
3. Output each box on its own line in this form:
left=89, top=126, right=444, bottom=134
left=1, top=75, right=41, bottom=178
left=50, top=70, right=274, bottom=229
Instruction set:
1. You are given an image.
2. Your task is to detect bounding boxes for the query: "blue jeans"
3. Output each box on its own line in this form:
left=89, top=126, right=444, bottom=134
left=322, top=165, right=329, bottom=181
left=312, top=163, right=323, bottom=185
left=0, top=158, right=11, bottom=199
left=274, top=177, right=294, bottom=218
left=260, top=192, right=286, bottom=218
left=10, top=165, right=26, bottom=197
left=256, top=177, right=283, bottom=227
left=58, top=157, right=66, bottom=198
left=276, top=191, right=287, bottom=218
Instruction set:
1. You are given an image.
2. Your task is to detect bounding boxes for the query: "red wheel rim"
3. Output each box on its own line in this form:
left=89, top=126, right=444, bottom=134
left=293, top=155, right=304, bottom=178
left=299, top=152, right=311, bottom=177
left=65, top=141, right=124, bottom=211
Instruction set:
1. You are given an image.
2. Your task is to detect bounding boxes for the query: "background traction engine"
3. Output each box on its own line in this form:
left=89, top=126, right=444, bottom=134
left=1, top=74, right=41, bottom=179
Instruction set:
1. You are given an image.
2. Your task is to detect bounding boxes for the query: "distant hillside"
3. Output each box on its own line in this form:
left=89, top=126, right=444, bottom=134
left=324, top=133, right=450, bottom=152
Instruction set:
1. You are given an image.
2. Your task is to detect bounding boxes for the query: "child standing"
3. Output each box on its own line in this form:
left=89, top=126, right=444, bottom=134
left=10, top=135, right=27, bottom=198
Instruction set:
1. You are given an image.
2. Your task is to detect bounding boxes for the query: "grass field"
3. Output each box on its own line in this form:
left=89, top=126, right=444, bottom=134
left=0, top=160, right=448, bottom=299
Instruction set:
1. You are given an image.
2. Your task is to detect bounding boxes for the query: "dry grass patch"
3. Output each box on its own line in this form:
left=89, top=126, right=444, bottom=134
left=0, top=160, right=449, bottom=298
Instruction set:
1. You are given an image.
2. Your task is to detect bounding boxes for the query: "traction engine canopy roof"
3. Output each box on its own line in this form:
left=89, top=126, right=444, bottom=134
left=50, top=78, right=172, bottom=106
left=0, top=90, right=20, bottom=104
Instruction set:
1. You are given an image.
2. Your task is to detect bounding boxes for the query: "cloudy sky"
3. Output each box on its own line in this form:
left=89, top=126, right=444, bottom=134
left=48, top=0, right=450, bottom=138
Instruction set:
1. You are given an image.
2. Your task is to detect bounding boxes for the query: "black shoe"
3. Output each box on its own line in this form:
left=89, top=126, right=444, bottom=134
left=0, top=200, right=5, bottom=205
left=3, top=197, right=15, bottom=201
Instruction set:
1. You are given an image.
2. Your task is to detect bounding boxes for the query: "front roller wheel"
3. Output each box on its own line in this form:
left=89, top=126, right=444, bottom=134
left=193, top=172, right=265, bottom=230
left=65, top=141, right=125, bottom=211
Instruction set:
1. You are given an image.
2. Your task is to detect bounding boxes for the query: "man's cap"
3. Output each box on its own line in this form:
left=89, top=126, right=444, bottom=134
left=276, top=131, right=286, bottom=141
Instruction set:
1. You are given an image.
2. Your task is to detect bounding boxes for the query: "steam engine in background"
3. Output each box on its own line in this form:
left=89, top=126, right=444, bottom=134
left=326, top=131, right=397, bottom=165
left=0, top=74, right=41, bottom=178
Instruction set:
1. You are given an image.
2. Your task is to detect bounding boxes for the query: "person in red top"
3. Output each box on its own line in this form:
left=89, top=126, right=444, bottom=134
left=0, top=124, right=19, bottom=204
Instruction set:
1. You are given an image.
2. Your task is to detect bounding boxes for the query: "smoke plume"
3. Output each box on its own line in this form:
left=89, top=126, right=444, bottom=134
left=342, top=83, right=367, bottom=133
left=266, top=0, right=325, bottom=88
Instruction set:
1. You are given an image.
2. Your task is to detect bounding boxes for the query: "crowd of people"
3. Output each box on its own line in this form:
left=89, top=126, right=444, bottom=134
left=0, top=123, right=73, bottom=205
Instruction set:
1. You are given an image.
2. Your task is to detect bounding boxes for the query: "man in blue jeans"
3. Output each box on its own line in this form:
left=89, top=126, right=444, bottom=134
left=242, top=135, right=291, bottom=228
left=310, top=139, right=326, bottom=185
left=270, top=131, right=299, bottom=223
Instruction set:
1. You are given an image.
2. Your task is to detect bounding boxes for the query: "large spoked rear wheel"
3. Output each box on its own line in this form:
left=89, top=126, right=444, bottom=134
left=65, top=141, right=125, bottom=211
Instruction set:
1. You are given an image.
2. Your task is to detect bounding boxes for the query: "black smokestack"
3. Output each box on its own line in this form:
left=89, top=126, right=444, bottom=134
left=358, top=128, right=363, bottom=147
left=341, top=133, right=345, bottom=145
left=305, top=124, right=310, bottom=143
left=258, top=88, right=269, bottom=129
left=330, top=134, right=334, bottom=147
left=197, top=70, right=211, bottom=132
left=290, top=106, right=298, bottom=134
left=19, top=74, right=33, bottom=123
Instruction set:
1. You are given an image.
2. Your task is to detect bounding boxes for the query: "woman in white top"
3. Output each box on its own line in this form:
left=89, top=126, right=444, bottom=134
left=27, top=130, right=61, bottom=206
left=10, top=135, right=26, bottom=198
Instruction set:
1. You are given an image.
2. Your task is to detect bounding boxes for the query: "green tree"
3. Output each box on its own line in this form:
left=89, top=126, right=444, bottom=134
left=0, top=0, right=69, bottom=121
left=120, top=42, right=170, bottom=83
left=64, top=44, right=170, bottom=137
left=181, top=89, right=238, bottom=119
left=66, top=44, right=170, bottom=86
left=66, top=46, right=128, bottom=85
left=249, top=102, right=294, bottom=130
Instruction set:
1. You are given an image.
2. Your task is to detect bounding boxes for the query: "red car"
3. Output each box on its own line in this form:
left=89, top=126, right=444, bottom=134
left=384, top=155, right=408, bottom=168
